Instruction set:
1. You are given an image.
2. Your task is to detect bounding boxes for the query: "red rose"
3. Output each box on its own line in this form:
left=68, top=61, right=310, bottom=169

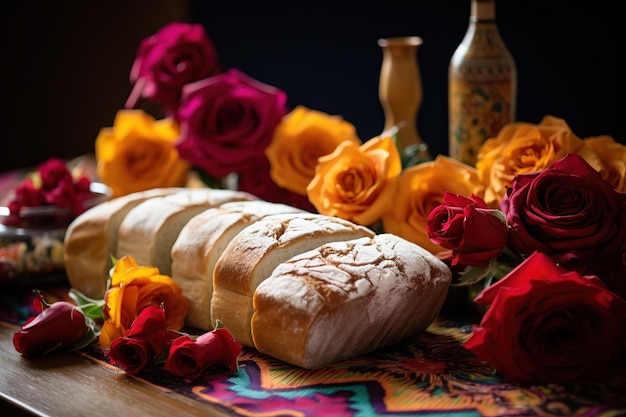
left=107, top=305, right=170, bottom=375
left=465, top=251, right=626, bottom=383
left=427, top=192, right=508, bottom=268
left=13, top=299, right=90, bottom=358
left=164, top=327, right=242, bottom=381
left=175, top=68, right=288, bottom=178
left=126, top=22, right=220, bottom=111
left=504, top=153, right=626, bottom=296
left=236, top=160, right=317, bottom=212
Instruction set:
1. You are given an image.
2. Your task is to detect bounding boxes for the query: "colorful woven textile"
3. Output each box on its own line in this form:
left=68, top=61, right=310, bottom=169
left=83, top=318, right=626, bottom=417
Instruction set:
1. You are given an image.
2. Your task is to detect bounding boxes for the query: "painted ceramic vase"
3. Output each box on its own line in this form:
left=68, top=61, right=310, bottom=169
left=448, top=0, right=517, bottom=166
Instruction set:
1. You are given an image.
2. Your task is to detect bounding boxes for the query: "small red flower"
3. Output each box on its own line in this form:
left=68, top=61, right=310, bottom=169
left=107, top=304, right=171, bottom=375
left=165, top=327, right=242, bottom=381
left=13, top=294, right=90, bottom=358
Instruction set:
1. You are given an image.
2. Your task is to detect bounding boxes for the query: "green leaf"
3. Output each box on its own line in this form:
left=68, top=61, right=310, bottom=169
left=455, top=264, right=492, bottom=286
left=68, top=288, right=105, bottom=320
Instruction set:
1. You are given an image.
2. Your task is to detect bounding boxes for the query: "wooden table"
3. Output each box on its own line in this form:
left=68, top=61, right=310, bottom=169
left=0, top=324, right=229, bottom=417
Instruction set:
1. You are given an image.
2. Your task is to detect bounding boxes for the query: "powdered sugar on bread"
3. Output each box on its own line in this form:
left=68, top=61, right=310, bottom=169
left=211, top=212, right=375, bottom=347
left=171, top=200, right=306, bottom=330
left=251, top=233, right=452, bottom=369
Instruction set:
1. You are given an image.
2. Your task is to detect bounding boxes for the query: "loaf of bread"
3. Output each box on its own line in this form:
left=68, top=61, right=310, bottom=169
left=250, top=233, right=452, bottom=369
left=211, top=212, right=375, bottom=347
left=171, top=200, right=306, bottom=330
left=116, top=188, right=256, bottom=277
left=63, top=187, right=182, bottom=298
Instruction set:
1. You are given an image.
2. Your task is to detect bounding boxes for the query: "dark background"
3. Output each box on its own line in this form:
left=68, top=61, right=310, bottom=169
left=2, top=0, right=623, bottom=173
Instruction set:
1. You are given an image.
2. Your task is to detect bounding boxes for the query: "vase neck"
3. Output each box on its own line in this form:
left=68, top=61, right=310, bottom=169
left=471, top=0, right=495, bottom=22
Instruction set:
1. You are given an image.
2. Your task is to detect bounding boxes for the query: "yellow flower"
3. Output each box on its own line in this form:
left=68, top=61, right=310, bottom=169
left=306, top=134, right=401, bottom=226
left=99, top=255, right=189, bottom=349
left=476, top=115, right=585, bottom=207
left=265, top=106, right=361, bottom=195
left=382, top=155, right=483, bottom=255
left=577, top=135, right=626, bottom=193
left=95, top=109, right=190, bottom=198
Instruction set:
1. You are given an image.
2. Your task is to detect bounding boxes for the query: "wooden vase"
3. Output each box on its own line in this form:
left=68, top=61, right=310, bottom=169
left=378, top=36, right=427, bottom=156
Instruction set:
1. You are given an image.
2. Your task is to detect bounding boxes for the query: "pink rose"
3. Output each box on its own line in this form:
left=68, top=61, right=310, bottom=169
left=164, top=327, right=242, bottom=381
left=465, top=251, right=626, bottom=383
left=503, top=153, right=626, bottom=296
left=126, top=22, right=220, bottom=111
left=107, top=305, right=170, bottom=375
left=427, top=192, right=508, bottom=268
left=13, top=297, right=90, bottom=358
left=175, top=69, right=288, bottom=178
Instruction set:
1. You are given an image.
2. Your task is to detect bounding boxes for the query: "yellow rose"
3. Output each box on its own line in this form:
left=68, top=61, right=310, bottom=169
left=577, top=136, right=626, bottom=193
left=95, top=109, right=190, bottom=198
left=382, top=155, right=483, bottom=255
left=99, top=255, right=189, bottom=349
left=265, top=106, right=361, bottom=195
left=306, top=134, right=402, bottom=226
left=476, top=115, right=585, bottom=207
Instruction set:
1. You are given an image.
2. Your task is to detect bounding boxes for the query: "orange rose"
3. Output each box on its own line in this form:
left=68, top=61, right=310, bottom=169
left=382, top=155, right=483, bottom=254
left=306, top=134, right=401, bottom=226
left=265, top=106, right=361, bottom=195
left=476, top=115, right=585, bottom=207
left=99, top=255, right=189, bottom=349
left=577, top=135, right=626, bottom=193
left=95, top=109, right=190, bottom=198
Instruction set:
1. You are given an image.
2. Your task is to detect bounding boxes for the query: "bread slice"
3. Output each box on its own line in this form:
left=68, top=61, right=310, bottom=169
left=171, top=200, right=306, bottom=331
left=211, top=213, right=375, bottom=347
left=251, top=233, right=452, bottom=368
left=116, top=188, right=256, bottom=276
left=63, top=187, right=182, bottom=298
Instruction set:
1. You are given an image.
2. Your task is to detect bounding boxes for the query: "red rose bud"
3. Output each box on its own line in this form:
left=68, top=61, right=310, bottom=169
left=427, top=192, right=508, bottom=268
left=165, top=327, right=242, bottom=381
left=13, top=301, right=90, bottom=358
left=106, top=305, right=169, bottom=374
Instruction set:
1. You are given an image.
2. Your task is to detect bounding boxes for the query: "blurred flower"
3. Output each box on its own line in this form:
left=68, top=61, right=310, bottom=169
left=266, top=106, right=361, bottom=196
left=476, top=115, right=585, bottom=207
left=107, top=304, right=171, bottom=375
left=307, top=133, right=401, bottom=226
left=577, top=135, right=626, bottom=193
left=99, top=255, right=189, bottom=349
left=95, top=109, right=190, bottom=198
left=382, top=155, right=483, bottom=254
left=175, top=69, right=288, bottom=179
left=237, top=161, right=316, bottom=212
left=2, top=158, right=96, bottom=228
left=465, top=251, right=626, bottom=384
left=126, top=22, right=220, bottom=113
left=165, top=324, right=242, bottom=381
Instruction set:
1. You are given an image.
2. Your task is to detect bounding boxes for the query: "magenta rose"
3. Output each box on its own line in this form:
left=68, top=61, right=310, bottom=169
left=237, top=159, right=316, bottom=212
left=107, top=305, right=170, bottom=375
left=503, top=153, right=626, bottom=296
left=13, top=298, right=90, bottom=358
left=175, top=68, right=288, bottom=178
left=164, top=327, right=242, bottom=381
left=465, top=251, right=626, bottom=384
left=126, top=22, right=220, bottom=111
left=427, top=192, right=508, bottom=268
